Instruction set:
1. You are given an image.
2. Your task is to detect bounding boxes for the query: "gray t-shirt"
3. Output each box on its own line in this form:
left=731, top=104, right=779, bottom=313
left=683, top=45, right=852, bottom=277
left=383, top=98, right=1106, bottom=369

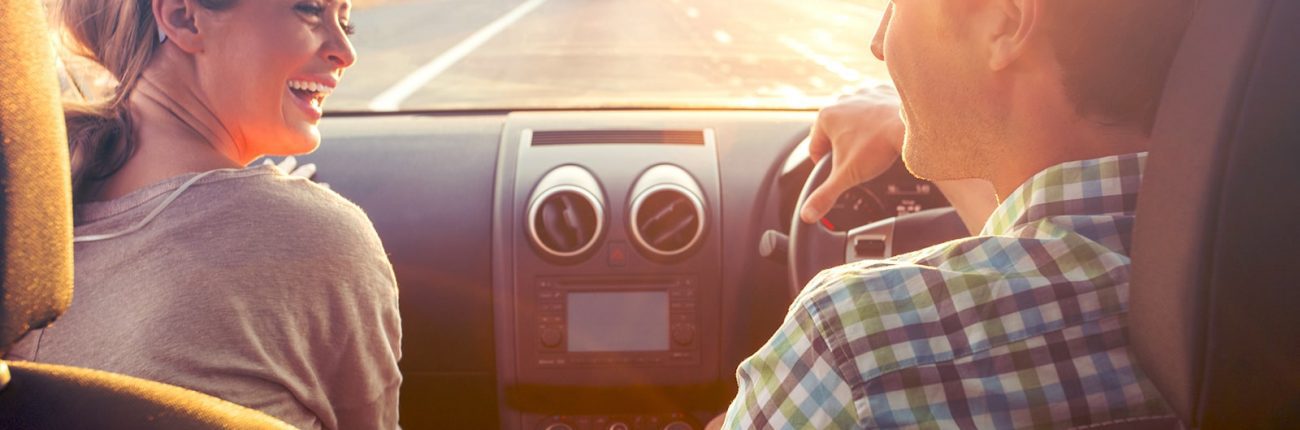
left=8, top=165, right=402, bottom=429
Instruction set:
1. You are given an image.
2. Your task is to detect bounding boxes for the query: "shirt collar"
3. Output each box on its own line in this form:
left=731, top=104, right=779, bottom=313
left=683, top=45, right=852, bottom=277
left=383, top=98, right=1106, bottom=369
left=980, top=152, right=1148, bottom=236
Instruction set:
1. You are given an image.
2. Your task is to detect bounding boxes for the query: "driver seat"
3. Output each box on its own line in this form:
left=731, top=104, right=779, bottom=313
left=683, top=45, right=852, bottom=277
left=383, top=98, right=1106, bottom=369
left=0, top=0, right=290, bottom=427
left=1128, top=0, right=1300, bottom=428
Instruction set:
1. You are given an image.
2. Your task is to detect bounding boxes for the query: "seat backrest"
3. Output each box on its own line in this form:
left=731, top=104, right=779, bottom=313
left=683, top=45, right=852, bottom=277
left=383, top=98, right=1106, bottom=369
left=0, top=0, right=76, bottom=352
left=0, top=2, right=293, bottom=428
left=1130, top=0, right=1300, bottom=427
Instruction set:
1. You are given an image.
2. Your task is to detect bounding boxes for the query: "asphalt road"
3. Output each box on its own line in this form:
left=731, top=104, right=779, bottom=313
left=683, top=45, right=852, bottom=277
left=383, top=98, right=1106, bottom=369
left=329, top=0, right=888, bottom=111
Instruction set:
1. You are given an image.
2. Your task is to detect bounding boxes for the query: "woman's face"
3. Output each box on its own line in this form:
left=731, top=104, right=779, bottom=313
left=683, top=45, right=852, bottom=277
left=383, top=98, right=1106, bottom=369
left=194, top=0, right=355, bottom=164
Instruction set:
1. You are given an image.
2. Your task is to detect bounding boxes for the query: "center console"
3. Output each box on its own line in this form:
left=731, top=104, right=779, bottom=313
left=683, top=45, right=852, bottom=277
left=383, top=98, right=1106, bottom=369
left=493, top=113, right=728, bottom=430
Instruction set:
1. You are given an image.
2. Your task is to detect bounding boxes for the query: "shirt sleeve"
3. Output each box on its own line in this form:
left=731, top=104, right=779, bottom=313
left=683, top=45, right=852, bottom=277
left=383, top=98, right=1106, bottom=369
left=721, top=301, right=859, bottom=429
left=270, top=183, right=403, bottom=430
left=315, top=224, right=403, bottom=430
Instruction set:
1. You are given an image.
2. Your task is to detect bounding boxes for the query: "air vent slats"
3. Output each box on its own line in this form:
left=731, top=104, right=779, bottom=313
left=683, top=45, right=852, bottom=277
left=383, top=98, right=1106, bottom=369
left=639, top=199, right=689, bottom=231
left=559, top=194, right=588, bottom=246
left=539, top=201, right=567, bottom=249
left=630, top=185, right=706, bottom=260
left=538, top=193, right=591, bottom=252
left=531, top=130, right=707, bottom=146
left=528, top=184, right=604, bottom=262
left=651, top=216, right=696, bottom=248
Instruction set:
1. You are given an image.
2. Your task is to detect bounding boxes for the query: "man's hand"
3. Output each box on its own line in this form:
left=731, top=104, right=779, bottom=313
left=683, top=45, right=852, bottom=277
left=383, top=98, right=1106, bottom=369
left=801, top=87, right=999, bottom=233
left=800, top=91, right=906, bottom=224
left=264, top=156, right=330, bottom=189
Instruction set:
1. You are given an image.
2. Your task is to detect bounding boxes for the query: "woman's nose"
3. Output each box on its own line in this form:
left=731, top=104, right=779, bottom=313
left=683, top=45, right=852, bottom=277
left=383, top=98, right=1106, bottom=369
left=871, top=4, right=892, bottom=62
left=325, top=30, right=357, bottom=69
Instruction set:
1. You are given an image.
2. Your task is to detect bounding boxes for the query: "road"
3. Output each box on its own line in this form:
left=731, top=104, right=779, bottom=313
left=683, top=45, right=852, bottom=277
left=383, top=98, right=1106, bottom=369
left=329, top=0, right=888, bottom=111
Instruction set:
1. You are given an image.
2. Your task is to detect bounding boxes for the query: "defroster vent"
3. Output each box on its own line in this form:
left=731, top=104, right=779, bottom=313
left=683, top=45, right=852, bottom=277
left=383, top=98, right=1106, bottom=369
left=530, top=130, right=707, bottom=146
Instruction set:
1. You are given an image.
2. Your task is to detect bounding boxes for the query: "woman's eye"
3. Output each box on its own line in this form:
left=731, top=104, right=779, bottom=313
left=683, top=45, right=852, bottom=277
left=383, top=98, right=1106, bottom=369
left=298, top=2, right=353, bottom=35
left=295, top=3, right=326, bottom=19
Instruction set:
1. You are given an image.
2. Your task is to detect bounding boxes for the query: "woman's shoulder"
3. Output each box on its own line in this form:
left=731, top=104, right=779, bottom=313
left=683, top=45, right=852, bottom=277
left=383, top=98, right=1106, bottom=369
left=227, top=168, right=370, bottom=226
left=178, top=166, right=389, bottom=264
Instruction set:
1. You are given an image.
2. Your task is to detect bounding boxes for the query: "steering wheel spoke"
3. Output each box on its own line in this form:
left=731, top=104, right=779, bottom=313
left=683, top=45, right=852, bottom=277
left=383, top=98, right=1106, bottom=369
left=788, top=155, right=968, bottom=299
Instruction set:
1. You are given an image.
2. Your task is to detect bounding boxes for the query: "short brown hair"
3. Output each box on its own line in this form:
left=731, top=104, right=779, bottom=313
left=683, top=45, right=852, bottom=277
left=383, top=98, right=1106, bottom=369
left=1044, top=0, right=1196, bottom=134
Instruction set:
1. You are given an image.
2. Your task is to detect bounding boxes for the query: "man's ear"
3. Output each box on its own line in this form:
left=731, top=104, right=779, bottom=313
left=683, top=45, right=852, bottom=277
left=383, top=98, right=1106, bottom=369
left=154, top=0, right=203, bottom=53
left=986, top=0, right=1040, bottom=71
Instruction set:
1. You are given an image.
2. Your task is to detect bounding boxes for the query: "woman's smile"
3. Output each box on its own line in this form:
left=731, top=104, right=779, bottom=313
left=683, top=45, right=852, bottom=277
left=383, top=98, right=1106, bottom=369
left=286, top=77, right=337, bottom=122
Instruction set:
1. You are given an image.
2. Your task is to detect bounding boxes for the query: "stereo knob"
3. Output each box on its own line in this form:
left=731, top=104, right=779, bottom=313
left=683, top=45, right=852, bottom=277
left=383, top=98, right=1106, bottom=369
left=662, top=421, right=693, bottom=430
left=541, top=327, right=564, bottom=348
left=544, top=424, right=575, bottom=430
left=671, top=324, right=696, bottom=346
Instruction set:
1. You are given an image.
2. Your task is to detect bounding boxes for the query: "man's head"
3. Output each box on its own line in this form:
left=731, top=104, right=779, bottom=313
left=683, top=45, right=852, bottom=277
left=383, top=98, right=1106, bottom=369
left=872, top=0, right=1194, bottom=192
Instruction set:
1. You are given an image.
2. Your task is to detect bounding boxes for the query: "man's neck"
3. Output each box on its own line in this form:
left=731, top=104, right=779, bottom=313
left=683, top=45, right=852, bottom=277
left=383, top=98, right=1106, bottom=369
left=989, top=114, right=1150, bottom=200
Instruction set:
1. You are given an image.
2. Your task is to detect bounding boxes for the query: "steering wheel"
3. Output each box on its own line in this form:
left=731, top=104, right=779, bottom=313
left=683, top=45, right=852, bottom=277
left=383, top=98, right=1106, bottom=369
left=787, top=157, right=969, bottom=298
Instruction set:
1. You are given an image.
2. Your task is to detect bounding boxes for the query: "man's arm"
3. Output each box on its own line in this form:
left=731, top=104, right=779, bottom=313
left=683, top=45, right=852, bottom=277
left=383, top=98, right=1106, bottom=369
left=801, top=85, right=999, bottom=234
left=720, top=302, right=858, bottom=429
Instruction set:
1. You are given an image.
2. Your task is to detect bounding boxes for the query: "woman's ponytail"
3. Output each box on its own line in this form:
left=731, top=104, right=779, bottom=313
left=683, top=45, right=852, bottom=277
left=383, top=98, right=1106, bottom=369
left=59, top=0, right=160, bottom=202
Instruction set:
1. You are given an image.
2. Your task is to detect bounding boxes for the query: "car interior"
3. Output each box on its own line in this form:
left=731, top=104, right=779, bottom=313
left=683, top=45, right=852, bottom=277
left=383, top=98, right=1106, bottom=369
left=0, top=0, right=1296, bottom=428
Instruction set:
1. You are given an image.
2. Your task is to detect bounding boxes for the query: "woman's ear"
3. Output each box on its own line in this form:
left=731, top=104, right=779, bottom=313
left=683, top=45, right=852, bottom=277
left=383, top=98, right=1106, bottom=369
left=154, top=0, right=203, bottom=53
left=986, top=0, right=1040, bottom=71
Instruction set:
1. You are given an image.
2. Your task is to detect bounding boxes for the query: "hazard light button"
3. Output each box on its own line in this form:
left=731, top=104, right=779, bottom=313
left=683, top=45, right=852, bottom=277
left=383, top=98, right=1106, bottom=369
left=608, top=241, right=629, bottom=267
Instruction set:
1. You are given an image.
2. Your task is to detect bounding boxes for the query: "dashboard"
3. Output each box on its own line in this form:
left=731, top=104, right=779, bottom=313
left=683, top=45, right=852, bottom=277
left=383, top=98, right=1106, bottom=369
left=304, top=109, right=945, bottom=429
left=817, top=165, right=948, bottom=232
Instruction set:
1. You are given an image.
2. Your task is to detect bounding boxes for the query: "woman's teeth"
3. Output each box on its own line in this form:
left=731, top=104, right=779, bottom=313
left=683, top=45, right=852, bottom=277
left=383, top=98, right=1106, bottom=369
left=287, top=80, right=334, bottom=108
left=288, top=80, right=334, bottom=96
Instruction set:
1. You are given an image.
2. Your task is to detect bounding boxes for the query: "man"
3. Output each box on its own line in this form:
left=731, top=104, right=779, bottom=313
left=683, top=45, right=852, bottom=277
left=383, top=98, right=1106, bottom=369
left=720, top=0, right=1194, bottom=428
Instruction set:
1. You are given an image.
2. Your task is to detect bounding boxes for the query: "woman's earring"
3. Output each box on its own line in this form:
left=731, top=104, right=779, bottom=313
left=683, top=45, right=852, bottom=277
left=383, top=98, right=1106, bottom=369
left=158, top=25, right=167, bottom=43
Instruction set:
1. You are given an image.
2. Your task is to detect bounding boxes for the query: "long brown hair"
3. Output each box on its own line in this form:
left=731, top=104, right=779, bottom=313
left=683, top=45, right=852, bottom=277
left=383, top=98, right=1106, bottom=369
left=60, top=0, right=234, bottom=203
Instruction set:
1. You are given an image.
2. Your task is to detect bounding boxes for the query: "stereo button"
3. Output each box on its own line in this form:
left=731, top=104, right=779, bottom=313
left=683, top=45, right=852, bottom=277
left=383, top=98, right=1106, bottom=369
left=541, top=327, right=564, bottom=348
left=662, top=421, right=692, bottom=430
left=671, top=325, right=696, bottom=345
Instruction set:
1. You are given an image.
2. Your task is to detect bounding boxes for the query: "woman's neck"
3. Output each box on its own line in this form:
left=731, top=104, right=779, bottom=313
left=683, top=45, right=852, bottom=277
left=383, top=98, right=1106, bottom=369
left=89, top=51, right=248, bottom=202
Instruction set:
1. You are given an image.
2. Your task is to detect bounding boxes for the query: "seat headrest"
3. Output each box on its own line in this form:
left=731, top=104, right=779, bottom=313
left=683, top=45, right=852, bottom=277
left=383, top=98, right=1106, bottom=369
left=0, top=0, right=75, bottom=351
left=1130, top=0, right=1300, bottom=426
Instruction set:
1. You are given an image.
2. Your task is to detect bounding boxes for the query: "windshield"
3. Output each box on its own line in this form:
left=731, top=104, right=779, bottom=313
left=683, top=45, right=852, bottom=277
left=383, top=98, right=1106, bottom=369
left=331, top=0, right=891, bottom=112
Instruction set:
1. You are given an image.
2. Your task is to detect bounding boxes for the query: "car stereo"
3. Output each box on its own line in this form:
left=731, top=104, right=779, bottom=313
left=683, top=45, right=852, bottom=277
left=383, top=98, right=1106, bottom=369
left=525, top=277, right=700, bottom=369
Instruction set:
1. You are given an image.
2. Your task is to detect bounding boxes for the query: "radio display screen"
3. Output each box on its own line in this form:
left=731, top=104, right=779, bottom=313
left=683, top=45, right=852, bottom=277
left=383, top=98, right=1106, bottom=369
left=567, top=291, right=669, bottom=352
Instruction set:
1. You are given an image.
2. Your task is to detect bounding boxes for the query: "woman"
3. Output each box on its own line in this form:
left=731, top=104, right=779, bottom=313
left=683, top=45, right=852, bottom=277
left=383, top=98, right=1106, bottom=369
left=7, top=0, right=401, bottom=428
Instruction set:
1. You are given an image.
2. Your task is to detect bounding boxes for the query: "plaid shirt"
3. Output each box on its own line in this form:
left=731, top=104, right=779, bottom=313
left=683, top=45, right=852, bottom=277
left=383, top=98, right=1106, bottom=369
left=724, top=153, right=1172, bottom=429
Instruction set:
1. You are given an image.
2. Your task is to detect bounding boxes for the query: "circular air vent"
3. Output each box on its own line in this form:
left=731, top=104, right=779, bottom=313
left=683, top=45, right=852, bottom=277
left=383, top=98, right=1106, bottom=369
left=528, top=185, right=604, bottom=260
left=630, top=184, right=706, bottom=259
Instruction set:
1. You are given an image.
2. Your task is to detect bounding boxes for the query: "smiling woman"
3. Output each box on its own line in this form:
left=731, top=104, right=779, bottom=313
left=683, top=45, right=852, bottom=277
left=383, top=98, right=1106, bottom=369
left=7, top=0, right=401, bottom=429
left=57, top=0, right=357, bottom=202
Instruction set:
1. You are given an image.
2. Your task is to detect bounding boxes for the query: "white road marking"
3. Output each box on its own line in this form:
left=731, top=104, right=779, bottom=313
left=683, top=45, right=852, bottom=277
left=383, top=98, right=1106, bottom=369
left=777, top=35, right=861, bottom=82
left=685, top=6, right=700, bottom=18
left=713, top=29, right=733, bottom=45
left=368, top=0, right=549, bottom=111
